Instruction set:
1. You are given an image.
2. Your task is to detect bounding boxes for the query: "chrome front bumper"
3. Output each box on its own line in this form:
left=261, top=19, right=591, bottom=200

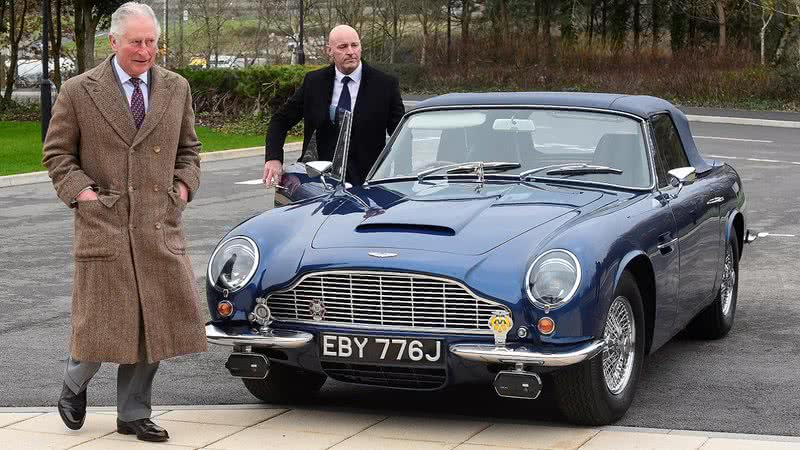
left=205, top=324, right=313, bottom=348
left=207, top=324, right=605, bottom=368
left=449, top=340, right=606, bottom=367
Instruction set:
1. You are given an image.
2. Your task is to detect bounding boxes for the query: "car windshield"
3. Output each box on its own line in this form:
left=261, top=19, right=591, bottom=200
left=370, top=108, right=652, bottom=188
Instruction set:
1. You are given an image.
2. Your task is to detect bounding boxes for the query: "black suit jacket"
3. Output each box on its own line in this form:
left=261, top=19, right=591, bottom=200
left=265, top=63, right=405, bottom=184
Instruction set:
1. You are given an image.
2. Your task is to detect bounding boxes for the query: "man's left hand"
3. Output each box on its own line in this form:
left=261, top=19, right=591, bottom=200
left=176, top=180, right=189, bottom=202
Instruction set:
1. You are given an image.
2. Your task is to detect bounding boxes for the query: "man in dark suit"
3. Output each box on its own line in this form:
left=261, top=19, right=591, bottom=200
left=263, top=25, right=405, bottom=186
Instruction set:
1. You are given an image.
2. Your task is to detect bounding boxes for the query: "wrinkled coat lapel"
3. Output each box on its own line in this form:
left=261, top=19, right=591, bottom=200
left=82, top=58, right=137, bottom=145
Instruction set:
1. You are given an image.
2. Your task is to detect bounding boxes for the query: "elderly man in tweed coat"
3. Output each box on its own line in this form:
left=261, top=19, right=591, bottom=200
left=42, top=2, right=206, bottom=442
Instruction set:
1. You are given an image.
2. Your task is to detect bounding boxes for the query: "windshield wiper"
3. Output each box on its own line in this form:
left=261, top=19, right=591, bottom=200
left=520, top=163, right=622, bottom=180
left=417, top=161, right=521, bottom=181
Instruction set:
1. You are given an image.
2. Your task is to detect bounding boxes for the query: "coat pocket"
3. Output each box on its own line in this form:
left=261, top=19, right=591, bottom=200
left=163, top=190, right=187, bottom=255
left=74, top=192, right=122, bottom=261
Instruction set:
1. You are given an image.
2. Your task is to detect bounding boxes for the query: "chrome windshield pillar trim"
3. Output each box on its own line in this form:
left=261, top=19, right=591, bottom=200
left=449, top=340, right=606, bottom=367
left=205, top=324, right=313, bottom=348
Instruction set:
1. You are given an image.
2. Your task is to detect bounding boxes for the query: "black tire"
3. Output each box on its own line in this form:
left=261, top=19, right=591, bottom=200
left=686, top=230, right=739, bottom=339
left=554, top=271, right=646, bottom=425
left=242, top=362, right=327, bottom=403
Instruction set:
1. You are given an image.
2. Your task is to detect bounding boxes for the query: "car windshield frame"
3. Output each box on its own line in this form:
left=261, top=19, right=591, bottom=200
left=366, top=105, right=657, bottom=192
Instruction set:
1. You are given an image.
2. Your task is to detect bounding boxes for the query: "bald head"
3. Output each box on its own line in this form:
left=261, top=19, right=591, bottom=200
left=327, top=25, right=361, bottom=75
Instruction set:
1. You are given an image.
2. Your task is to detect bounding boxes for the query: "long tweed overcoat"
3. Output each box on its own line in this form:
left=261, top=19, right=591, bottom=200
left=42, top=57, right=208, bottom=364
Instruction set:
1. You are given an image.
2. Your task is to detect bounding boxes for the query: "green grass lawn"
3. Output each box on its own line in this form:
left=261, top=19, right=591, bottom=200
left=0, top=121, right=297, bottom=177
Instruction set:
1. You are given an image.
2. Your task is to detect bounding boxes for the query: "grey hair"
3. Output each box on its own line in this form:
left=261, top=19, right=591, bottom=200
left=110, top=2, right=161, bottom=40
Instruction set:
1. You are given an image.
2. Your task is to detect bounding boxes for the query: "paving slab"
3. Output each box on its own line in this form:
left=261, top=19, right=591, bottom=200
left=0, top=428, right=91, bottom=449
left=580, top=430, right=708, bottom=450
left=0, top=412, right=44, bottom=428
left=205, top=427, right=348, bottom=450
left=8, top=412, right=116, bottom=439
left=360, top=416, right=491, bottom=444
left=71, top=438, right=194, bottom=449
left=700, top=438, right=800, bottom=450
left=103, top=419, right=242, bottom=448
left=255, top=408, right=386, bottom=436
left=156, top=407, right=286, bottom=427
left=466, top=423, right=599, bottom=449
left=331, top=434, right=458, bottom=450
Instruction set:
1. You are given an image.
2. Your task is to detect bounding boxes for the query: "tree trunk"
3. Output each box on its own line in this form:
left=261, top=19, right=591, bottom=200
left=461, top=0, right=471, bottom=66
left=178, top=0, right=185, bottom=67
left=774, top=13, right=792, bottom=64
left=760, top=12, right=774, bottom=65
left=48, top=0, right=64, bottom=89
left=4, top=0, right=29, bottom=101
left=717, top=0, right=726, bottom=52
left=543, top=0, right=552, bottom=59
left=601, top=0, right=606, bottom=48
left=633, top=0, right=640, bottom=52
left=587, top=0, right=594, bottom=46
left=651, top=0, right=659, bottom=52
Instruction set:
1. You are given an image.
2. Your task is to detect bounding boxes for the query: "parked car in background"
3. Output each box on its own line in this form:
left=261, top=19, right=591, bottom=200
left=204, top=93, right=754, bottom=425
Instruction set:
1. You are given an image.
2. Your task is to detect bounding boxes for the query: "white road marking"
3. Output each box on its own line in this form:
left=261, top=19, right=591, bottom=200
left=707, top=155, right=800, bottom=166
left=746, top=158, right=781, bottom=163
left=758, top=232, right=796, bottom=238
left=695, top=135, right=773, bottom=143
left=235, top=179, right=264, bottom=185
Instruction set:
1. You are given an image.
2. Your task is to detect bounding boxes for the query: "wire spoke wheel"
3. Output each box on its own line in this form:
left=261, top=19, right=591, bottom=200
left=720, top=241, right=736, bottom=316
left=602, top=296, right=636, bottom=395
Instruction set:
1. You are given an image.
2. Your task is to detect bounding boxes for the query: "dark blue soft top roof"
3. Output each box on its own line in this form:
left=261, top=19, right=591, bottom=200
left=412, top=92, right=711, bottom=172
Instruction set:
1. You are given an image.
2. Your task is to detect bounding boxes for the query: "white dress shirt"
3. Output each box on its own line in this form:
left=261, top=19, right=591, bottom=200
left=112, top=56, right=150, bottom=113
left=329, top=62, right=362, bottom=121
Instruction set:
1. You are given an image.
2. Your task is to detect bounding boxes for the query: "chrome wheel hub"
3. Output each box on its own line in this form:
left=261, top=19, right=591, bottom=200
left=720, top=242, right=736, bottom=316
left=602, top=296, right=636, bottom=395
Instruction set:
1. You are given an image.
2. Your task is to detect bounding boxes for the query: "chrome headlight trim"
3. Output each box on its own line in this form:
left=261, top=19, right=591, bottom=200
left=207, top=236, right=260, bottom=293
left=525, top=249, right=582, bottom=311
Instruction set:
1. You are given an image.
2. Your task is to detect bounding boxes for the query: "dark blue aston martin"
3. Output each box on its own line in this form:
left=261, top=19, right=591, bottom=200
left=205, top=93, right=754, bottom=425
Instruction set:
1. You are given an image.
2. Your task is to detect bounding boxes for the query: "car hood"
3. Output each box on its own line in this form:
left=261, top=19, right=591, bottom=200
left=311, top=181, right=608, bottom=255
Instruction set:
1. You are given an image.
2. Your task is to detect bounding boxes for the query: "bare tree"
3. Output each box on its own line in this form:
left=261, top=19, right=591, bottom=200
left=3, top=0, right=30, bottom=101
left=376, top=0, right=407, bottom=63
left=189, top=0, right=235, bottom=68
left=251, top=0, right=279, bottom=65
left=74, top=0, right=121, bottom=73
left=413, top=0, right=445, bottom=65
left=759, top=0, right=776, bottom=64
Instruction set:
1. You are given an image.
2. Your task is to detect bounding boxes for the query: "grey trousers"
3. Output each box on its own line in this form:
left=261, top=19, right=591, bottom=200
left=64, top=357, right=159, bottom=422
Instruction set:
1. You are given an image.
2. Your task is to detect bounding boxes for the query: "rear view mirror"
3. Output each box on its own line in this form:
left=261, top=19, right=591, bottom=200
left=492, top=118, right=535, bottom=132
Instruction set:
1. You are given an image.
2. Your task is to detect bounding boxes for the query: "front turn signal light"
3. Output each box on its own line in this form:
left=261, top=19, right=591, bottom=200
left=218, top=300, right=234, bottom=318
left=537, top=317, right=556, bottom=335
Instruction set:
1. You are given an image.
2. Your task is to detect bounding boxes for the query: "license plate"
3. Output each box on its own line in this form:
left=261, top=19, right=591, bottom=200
left=320, top=333, right=444, bottom=366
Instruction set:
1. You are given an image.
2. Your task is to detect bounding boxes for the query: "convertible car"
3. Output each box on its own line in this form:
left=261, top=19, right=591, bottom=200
left=205, top=93, right=754, bottom=425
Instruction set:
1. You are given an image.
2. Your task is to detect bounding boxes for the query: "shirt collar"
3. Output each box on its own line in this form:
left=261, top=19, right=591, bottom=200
left=112, top=55, right=149, bottom=86
left=335, top=62, right=362, bottom=84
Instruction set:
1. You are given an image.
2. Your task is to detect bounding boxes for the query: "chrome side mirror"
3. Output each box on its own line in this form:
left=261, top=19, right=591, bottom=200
left=305, top=161, right=334, bottom=190
left=305, top=161, right=332, bottom=178
left=667, top=167, right=696, bottom=198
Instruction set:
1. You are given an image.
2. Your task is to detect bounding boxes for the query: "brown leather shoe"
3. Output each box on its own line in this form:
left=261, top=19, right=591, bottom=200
left=116, top=418, right=169, bottom=442
left=57, top=383, right=86, bottom=430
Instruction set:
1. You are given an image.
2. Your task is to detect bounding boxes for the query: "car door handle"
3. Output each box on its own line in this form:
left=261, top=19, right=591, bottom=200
left=706, top=196, right=724, bottom=205
left=657, top=234, right=677, bottom=255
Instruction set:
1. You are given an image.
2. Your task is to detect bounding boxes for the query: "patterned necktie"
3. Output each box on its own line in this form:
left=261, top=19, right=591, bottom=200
left=130, top=77, right=145, bottom=129
left=337, top=76, right=352, bottom=114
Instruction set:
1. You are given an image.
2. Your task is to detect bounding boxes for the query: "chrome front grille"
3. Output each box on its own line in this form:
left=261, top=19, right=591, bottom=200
left=266, top=271, right=509, bottom=334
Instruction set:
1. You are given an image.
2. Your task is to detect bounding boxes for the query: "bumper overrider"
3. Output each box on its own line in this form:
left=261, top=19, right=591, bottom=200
left=205, top=324, right=605, bottom=367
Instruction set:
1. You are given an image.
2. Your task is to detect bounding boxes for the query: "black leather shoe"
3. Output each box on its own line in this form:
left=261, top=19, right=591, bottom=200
left=116, top=418, right=169, bottom=442
left=57, top=383, right=86, bottom=430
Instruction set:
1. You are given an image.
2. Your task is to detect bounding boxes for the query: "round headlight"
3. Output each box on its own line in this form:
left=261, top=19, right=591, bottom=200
left=526, top=249, right=581, bottom=310
left=208, top=236, right=259, bottom=292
